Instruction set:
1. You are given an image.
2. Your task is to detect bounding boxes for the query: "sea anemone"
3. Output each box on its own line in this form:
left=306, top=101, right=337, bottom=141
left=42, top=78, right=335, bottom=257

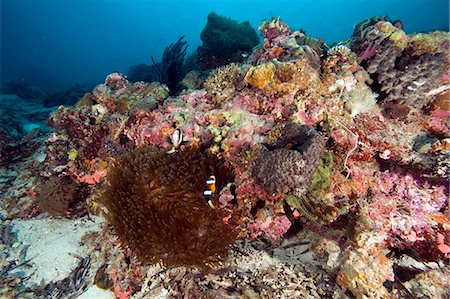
left=99, top=146, right=237, bottom=270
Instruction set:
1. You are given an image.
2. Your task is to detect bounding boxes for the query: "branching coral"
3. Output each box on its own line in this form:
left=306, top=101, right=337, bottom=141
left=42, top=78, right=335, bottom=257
left=204, top=63, right=243, bottom=103
left=99, top=146, right=238, bottom=270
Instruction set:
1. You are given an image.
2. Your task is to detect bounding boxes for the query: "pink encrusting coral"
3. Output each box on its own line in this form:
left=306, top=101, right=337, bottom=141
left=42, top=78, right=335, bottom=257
left=362, top=171, right=449, bottom=259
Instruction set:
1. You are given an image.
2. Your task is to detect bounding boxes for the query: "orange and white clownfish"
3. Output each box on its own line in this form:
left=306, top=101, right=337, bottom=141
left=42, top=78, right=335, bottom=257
left=203, top=175, right=216, bottom=209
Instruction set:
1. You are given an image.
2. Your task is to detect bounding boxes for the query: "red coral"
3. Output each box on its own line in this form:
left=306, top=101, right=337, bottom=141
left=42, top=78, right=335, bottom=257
left=247, top=210, right=291, bottom=240
left=428, top=109, right=450, bottom=136
left=357, top=42, right=379, bottom=63
left=105, top=72, right=130, bottom=90
left=365, top=171, right=449, bottom=259
left=259, top=18, right=291, bottom=42
left=69, top=159, right=109, bottom=186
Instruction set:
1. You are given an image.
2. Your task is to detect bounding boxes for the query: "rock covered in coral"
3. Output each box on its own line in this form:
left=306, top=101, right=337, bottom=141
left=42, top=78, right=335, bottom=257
left=127, top=63, right=156, bottom=83
left=258, top=17, right=291, bottom=42
left=104, top=72, right=130, bottom=90
left=43, top=84, right=91, bottom=107
left=3, top=15, right=449, bottom=299
left=197, top=12, right=259, bottom=69
left=350, top=17, right=450, bottom=109
left=36, top=175, right=87, bottom=217
left=204, top=63, right=245, bottom=103
left=151, top=36, right=188, bottom=95
left=359, top=171, right=449, bottom=260
left=2, top=80, right=45, bottom=100
left=248, top=17, right=324, bottom=68
left=253, top=125, right=327, bottom=198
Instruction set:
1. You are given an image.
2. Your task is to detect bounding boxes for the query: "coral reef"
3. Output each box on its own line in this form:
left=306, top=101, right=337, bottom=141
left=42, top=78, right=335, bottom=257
left=350, top=17, right=450, bottom=109
left=204, top=63, right=244, bottom=103
left=248, top=17, right=325, bottom=68
left=343, top=84, right=379, bottom=117
left=2, top=15, right=449, bottom=299
left=99, top=146, right=237, bottom=270
left=197, top=12, right=259, bottom=69
left=132, top=238, right=339, bottom=298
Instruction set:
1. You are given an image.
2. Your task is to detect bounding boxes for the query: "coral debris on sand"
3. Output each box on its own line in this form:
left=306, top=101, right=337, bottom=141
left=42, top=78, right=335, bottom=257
left=1, top=16, right=449, bottom=299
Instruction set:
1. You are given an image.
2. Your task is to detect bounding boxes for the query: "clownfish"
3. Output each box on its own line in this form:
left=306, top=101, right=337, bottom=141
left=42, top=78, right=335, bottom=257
left=167, top=128, right=183, bottom=154
left=203, top=175, right=216, bottom=209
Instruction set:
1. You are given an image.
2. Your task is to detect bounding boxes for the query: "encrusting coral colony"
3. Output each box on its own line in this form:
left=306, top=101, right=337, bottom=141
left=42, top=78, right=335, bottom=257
left=1, top=14, right=449, bottom=299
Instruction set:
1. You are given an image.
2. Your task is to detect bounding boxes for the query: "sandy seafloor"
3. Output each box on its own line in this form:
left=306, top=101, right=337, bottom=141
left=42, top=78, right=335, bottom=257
left=1, top=212, right=337, bottom=298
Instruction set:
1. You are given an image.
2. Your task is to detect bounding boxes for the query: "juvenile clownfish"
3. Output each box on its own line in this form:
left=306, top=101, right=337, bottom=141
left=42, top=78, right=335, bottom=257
left=167, top=128, right=183, bottom=154
left=203, top=175, right=216, bottom=209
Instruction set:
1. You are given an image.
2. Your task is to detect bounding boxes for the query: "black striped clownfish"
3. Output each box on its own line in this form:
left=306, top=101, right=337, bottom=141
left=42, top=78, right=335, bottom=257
left=203, top=175, right=216, bottom=209
left=167, top=128, right=183, bottom=154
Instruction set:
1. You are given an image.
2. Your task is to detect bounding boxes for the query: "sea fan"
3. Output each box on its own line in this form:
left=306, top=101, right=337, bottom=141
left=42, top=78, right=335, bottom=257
left=99, top=146, right=237, bottom=270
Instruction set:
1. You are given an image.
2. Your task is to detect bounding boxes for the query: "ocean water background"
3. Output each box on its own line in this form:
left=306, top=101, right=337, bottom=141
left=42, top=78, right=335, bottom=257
left=1, top=0, right=449, bottom=92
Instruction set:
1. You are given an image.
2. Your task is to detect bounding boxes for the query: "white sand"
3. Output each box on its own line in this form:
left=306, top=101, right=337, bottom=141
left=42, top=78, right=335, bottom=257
left=11, top=216, right=103, bottom=285
left=76, top=285, right=115, bottom=299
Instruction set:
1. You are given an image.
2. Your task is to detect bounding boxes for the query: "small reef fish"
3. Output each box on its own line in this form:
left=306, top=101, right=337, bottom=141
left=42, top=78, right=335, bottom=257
left=203, top=175, right=216, bottom=209
left=167, top=128, right=183, bottom=154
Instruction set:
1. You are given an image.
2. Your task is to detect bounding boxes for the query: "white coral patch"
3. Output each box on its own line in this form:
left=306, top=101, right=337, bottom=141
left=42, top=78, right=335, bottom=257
left=343, top=84, right=378, bottom=117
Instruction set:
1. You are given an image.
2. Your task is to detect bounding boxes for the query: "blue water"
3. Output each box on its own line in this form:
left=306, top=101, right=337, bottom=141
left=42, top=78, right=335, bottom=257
left=1, top=0, right=449, bottom=92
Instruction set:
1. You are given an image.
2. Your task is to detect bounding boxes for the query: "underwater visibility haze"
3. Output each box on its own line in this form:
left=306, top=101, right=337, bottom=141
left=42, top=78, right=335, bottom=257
left=0, top=0, right=450, bottom=298
left=1, top=0, right=449, bottom=91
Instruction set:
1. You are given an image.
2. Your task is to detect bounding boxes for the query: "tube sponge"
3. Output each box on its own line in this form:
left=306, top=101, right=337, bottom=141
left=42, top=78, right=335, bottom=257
left=100, top=146, right=236, bottom=270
